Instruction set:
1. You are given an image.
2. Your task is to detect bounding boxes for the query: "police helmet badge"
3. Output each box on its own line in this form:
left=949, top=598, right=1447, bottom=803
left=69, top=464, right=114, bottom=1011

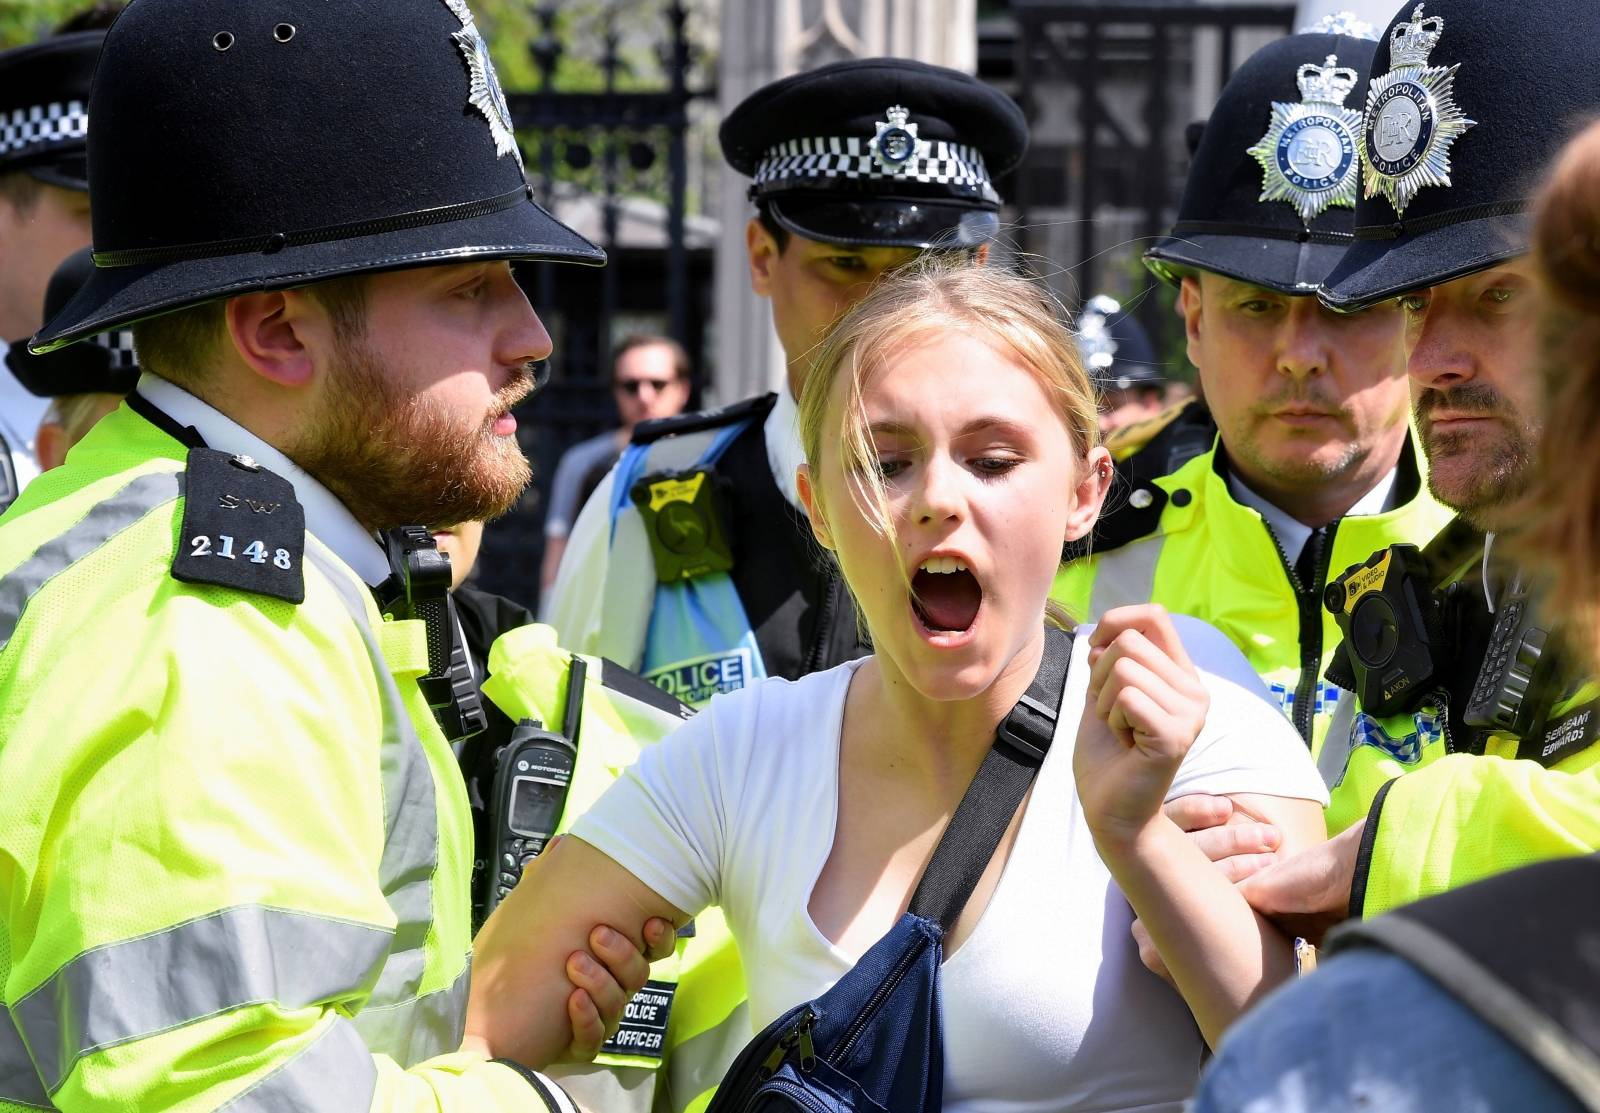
left=1299, top=11, right=1378, bottom=39
left=1247, top=54, right=1362, bottom=224
left=870, top=105, right=919, bottom=172
left=1077, top=295, right=1122, bottom=373
left=443, top=0, right=524, bottom=168
left=1361, top=4, right=1475, bottom=216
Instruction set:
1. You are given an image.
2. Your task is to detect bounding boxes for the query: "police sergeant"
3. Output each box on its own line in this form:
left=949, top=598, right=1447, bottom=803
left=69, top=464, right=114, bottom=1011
left=0, top=1, right=677, bottom=1108
left=1236, top=0, right=1600, bottom=940
left=1053, top=19, right=1452, bottom=761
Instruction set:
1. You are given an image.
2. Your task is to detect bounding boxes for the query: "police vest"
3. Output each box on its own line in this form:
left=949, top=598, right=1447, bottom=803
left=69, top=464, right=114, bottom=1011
left=602, top=395, right=866, bottom=708
left=1319, top=521, right=1600, bottom=919
left=484, top=625, right=750, bottom=1113
left=0, top=405, right=559, bottom=1111
left=1053, top=402, right=1453, bottom=757
left=1329, top=854, right=1600, bottom=1110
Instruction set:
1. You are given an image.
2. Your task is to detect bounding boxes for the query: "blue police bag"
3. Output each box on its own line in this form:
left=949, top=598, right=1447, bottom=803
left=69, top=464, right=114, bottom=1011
left=706, top=626, right=1074, bottom=1113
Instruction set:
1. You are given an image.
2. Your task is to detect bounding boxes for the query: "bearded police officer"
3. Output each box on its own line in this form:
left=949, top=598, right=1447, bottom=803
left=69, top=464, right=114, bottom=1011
left=535, top=60, right=1026, bottom=1113
left=0, top=30, right=101, bottom=508
left=1235, top=0, right=1600, bottom=946
left=0, top=2, right=681, bottom=1109
left=1053, top=19, right=1452, bottom=760
left=1076, top=294, right=1171, bottom=437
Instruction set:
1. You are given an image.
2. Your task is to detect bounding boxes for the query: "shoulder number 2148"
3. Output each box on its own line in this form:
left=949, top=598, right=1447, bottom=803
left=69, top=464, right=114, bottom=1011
left=189, top=534, right=293, bottom=570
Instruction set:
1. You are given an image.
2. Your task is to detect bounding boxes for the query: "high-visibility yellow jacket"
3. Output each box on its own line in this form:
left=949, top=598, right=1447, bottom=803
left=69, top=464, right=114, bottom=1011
left=485, top=628, right=749, bottom=1113
left=1053, top=406, right=1452, bottom=757
left=1318, top=524, right=1600, bottom=919
left=0, top=408, right=564, bottom=1112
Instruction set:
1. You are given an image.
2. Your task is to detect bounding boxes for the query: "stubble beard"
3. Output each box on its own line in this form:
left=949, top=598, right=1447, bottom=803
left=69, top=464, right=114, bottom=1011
left=1415, top=385, right=1537, bottom=530
left=288, top=334, right=532, bottom=533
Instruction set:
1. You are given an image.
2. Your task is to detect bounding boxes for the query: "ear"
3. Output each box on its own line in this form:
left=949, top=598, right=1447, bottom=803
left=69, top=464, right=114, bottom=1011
left=1178, top=275, right=1205, bottom=371
left=747, top=216, right=779, bottom=298
left=796, top=463, right=834, bottom=550
left=1064, top=446, right=1114, bottom=543
left=224, top=290, right=322, bottom=389
left=35, top=419, right=67, bottom=472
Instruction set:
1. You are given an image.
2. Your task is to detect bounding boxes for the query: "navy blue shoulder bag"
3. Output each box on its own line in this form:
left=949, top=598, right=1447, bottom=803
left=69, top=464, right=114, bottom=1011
left=707, top=626, right=1074, bottom=1113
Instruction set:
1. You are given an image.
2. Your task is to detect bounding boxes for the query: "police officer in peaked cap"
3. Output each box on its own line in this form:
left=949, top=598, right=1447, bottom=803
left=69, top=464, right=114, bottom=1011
left=1076, top=293, right=1170, bottom=436
left=1225, top=0, right=1600, bottom=1044
left=6, top=246, right=139, bottom=472
left=1055, top=17, right=1452, bottom=765
left=0, top=29, right=103, bottom=509
left=0, top=1, right=681, bottom=1109
left=538, top=56, right=1026, bottom=1113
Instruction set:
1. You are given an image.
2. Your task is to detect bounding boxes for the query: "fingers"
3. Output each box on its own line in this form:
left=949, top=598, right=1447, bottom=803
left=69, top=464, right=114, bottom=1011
left=1131, top=918, right=1176, bottom=988
left=565, top=987, right=606, bottom=1061
left=566, top=941, right=632, bottom=1037
left=1089, top=604, right=1194, bottom=672
left=1164, top=793, right=1234, bottom=832
left=643, top=917, right=678, bottom=963
left=589, top=924, right=652, bottom=997
left=1217, top=851, right=1280, bottom=885
left=1188, top=818, right=1281, bottom=863
left=1089, top=628, right=1207, bottom=716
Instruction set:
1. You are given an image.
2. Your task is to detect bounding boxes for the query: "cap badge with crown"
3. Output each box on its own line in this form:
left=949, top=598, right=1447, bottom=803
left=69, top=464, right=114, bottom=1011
left=1248, top=53, right=1363, bottom=223
left=870, top=105, right=919, bottom=172
left=1361, top=3, right=1475, bottom=215
left=1077, top=294, right=1122, bottom=372
left=444, top=0, right=524, bottom=169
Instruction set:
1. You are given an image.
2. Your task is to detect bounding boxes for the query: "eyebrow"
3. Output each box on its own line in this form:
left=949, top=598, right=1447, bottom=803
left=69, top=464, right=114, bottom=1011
left=867, top=416, right=1036, bottom=440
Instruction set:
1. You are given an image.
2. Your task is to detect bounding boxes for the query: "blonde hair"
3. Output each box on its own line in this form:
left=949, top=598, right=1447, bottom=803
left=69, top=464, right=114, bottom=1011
left=796, top=260, right=1101, bottom=622
left=1517, top=119, right=1600, bottom=671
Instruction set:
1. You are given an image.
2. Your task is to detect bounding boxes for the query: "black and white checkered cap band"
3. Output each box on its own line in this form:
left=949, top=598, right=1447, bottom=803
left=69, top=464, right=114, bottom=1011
left=90, top=329, right=139, bottom=371
left=753, top=136, right=997, bottom=201
left=0, top=100, right=87, bottom=157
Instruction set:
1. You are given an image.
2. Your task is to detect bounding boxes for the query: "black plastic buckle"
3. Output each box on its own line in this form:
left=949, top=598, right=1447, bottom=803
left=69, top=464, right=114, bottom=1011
left=996, top=693, right=1056, bottom=764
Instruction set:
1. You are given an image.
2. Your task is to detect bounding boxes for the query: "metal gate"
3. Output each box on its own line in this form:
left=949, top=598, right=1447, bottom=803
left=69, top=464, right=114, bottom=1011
left=475, top=1, right=714, bottom=610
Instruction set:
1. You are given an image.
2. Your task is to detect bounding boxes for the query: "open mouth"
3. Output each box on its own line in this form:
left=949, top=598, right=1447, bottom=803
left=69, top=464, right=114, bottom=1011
left=911, top=556, right=983, bottom=636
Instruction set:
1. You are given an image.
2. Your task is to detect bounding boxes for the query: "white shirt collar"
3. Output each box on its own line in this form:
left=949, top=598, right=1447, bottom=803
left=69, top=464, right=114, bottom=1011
left=1226, top=465, right=1399, bottom=565
left=137, top=373, right=390, bottom=586
left=0, top=337, right=49, bottom=484
left=764, top=381, right=807, bottom=514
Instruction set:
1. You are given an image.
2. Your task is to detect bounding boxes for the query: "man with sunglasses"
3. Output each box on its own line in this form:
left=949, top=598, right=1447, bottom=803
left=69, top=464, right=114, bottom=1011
left=541, top=335, right=690, bottom=592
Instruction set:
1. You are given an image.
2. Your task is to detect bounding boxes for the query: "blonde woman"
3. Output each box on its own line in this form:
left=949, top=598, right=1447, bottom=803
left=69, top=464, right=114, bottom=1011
left=468, top=264, right=1327, bottom=1110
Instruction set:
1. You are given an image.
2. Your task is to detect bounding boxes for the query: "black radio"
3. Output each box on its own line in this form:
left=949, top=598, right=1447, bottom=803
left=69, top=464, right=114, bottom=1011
left=483, top=656, right=586, bottom=918
left=376, top=526, right=487, bottom=744
left=1461, top=572, right=1554, bottom=738
left=1323, top=544, right=1446, bottom=718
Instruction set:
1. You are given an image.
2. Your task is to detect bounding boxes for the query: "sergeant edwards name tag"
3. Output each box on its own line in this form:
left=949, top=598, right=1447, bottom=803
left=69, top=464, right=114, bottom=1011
left=171, top=447, right=305, bottom=604
left=600, top=980, right=676, bottom=1062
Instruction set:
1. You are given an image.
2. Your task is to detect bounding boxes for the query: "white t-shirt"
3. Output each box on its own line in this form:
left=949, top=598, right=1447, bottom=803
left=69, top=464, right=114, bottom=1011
left=573, top=617, right=1327, bottom=1113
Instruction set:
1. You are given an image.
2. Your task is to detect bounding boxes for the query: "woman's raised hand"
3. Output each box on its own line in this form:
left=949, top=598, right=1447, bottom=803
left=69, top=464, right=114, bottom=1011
left=1074, top=605, right=1210, bottom=851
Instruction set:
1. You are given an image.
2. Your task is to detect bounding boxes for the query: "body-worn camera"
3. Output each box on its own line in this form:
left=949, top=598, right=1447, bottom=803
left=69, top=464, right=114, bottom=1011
left=376, top=525, right=487, bottom=744
left=1324, top=544, right=1445, bottom=718
left=483, top=657, right=586, bottom=918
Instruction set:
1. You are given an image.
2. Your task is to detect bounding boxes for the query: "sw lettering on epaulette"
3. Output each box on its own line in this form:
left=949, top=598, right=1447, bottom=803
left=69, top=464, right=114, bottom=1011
left=171, top=447, right=305, bottom=603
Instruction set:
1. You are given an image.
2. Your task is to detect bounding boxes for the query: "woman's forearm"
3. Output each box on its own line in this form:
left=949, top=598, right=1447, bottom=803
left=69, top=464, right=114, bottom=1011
left=1094, top=815, right=1297, bottom=1048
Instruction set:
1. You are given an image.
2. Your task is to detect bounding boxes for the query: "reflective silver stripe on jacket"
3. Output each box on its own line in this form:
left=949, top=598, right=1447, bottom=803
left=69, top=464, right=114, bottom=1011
left=0, top=470, right=180, bottom=654
left=11, top=906, right=392, bottom=1095
left=219, top=1017, right=378, bottom=1111
left=598, top=427, right=728, bottom=669
left=1086, top=535, right=1166, bottom=621
left=0, top=1008, right=48, bottom=1108
left=304, top=545, right=452, bottom=1067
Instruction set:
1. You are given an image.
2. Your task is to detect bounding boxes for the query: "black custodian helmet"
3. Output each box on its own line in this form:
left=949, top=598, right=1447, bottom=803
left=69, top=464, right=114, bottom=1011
left=720, top=57, right=1028, bottom=251
left=0, top=30, right=103, bottom=191
left=1320, top=0, right=1600, bottom=310
left=8, top=248, right=137, bottom=397
left=33, top=0, right=603, bottom=353
left=1146, top=24, right=1380, bottom=294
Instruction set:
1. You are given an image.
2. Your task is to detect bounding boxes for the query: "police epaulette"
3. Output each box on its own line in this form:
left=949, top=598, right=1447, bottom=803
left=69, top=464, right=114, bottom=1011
left=630, top=392, right=778, bottom=446
left=599, top=657, right=695, bottom=721
left=170, top=447, right=306, bottom=603
left=1066, top=400, right=1217, bottom=561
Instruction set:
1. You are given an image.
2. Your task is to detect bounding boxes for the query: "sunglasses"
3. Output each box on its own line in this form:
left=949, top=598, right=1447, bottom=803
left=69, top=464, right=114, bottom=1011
left=615, top=377, right=676, bottom=397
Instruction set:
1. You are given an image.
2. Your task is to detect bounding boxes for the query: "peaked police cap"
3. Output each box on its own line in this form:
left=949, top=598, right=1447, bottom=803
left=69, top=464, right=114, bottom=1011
left=1146, top=30, right=1379, bottom=295
left=0, top=30, right=102, bottom=190
left=33, top=0, right=603, bottom=354
left=720, top=57, right=1028, bottom=250
left=1321, top=0, right=1600, bottom=310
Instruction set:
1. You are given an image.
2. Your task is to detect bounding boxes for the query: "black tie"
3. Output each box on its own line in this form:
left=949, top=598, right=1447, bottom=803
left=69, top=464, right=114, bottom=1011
left=1295, top=526, right=1327, bottom=589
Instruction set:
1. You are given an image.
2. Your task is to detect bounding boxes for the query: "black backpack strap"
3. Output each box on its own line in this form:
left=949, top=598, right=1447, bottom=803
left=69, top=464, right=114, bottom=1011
left=908, top=625, right=1075, bottom=934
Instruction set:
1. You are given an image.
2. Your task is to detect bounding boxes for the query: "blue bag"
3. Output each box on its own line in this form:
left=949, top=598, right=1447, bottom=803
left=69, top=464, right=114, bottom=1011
left=707, top=626, right=1074, bottom=1113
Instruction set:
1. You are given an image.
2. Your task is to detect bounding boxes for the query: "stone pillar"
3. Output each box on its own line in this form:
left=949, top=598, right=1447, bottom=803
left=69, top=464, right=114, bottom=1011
left=712, top=0, right=976, bottom=404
